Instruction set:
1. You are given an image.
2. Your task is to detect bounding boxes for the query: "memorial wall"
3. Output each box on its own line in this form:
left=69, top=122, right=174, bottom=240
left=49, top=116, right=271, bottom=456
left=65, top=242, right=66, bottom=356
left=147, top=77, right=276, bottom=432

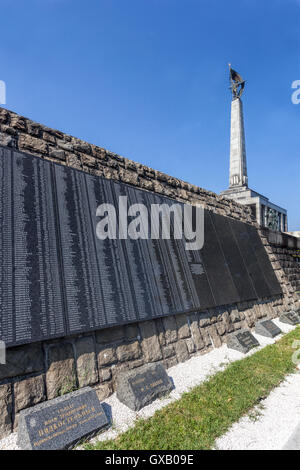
left=0, top=147, right=282, bottom=348
left=0, top=106, right=299, bottom=439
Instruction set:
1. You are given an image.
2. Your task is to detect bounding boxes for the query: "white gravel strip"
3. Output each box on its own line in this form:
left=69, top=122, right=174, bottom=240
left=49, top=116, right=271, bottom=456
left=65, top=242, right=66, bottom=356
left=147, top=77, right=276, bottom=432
left=216, top=371, right=300, bottom=450
left=0, top=318, right=297, bottom=451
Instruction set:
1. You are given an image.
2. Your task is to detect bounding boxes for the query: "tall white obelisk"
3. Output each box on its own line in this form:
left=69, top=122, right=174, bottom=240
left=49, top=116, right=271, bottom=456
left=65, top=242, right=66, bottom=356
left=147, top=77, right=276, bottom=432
left=229, top=97, right=248, bottom=188
left=229, top=64, right=248, bottom=188
left=221, top=66, right=288, bottom=232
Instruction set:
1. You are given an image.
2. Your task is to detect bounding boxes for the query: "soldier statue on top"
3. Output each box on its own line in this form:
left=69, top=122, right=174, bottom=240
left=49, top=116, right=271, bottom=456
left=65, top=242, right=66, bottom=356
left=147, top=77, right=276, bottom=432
left=229, top=64, right=246, bottom=100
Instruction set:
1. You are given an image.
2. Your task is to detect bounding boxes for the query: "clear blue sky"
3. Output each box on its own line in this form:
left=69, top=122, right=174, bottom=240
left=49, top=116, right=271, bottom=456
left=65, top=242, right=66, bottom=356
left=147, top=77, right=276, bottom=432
left=1, top=0, right=299, bottom=229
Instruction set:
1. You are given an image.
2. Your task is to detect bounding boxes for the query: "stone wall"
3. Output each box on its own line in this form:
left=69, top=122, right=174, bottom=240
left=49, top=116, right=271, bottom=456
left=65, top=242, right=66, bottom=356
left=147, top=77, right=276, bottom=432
left=261, top=228, right=300, bottom=294
left=0, top=296, right=291, bottom=438
left=0, top=107, right=254, bottom=224
left=0, top=106, right=299, bottom=439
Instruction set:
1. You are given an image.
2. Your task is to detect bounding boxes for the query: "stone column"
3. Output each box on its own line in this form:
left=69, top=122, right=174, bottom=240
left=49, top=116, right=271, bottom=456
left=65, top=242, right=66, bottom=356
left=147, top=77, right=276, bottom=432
left=229, top=98, right=248, bottom=188
left=258, top=202, right=263, bottom=226
left=278, top=213, right=282, bottom=232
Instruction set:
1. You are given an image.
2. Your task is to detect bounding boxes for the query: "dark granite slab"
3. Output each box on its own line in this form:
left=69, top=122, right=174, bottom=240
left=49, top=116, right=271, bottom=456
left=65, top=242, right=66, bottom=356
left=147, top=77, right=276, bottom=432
left=17, top=387, right=109, bottom=450
left=255, top=319, right=282, bottom=338
left=279, top=312, right=300, bottom=326
left=116, top=363, right=174, bottom=411
left=227, top=329, right=260, bottom=354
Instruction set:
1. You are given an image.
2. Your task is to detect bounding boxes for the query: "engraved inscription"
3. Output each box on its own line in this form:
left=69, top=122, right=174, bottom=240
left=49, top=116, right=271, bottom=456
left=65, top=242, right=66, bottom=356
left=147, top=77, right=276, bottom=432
left=0, top=148, right=282, bottom=347
left=18, top=388, right=108, bottom=450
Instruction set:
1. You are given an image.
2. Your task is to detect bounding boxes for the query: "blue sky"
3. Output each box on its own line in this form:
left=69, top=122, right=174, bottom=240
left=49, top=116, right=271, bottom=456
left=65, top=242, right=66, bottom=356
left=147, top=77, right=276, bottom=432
left=1, top=0, right=299, bottom=229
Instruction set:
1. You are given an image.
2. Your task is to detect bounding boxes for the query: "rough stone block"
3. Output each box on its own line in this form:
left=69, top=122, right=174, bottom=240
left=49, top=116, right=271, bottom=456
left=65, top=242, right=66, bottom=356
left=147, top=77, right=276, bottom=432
left=139, top=321, right=163, bottom=362
left=72, top=139, right=91, bottom=154
left=80, top=154, right=97, bottom=168
left=111, top=363, right=130, bottom=388
left=162, top=345, right=175, bottom=359
left=175, top=314, right=191, bottom=339
left=0, top=108, right=9, bottom=123
left=215, top=321, right=226, bottom=336
left=186, top=338, right=196, bottom=354
left=57, top=140, right=74, bottom=151
left=162, top=316, right=178, bottom=344
left=208, top=325, right=222, bottom=348
left=11, top=116, right=27, bottom=131
left=94, top=382, right=113, bottom=401
left=0, top=134, right=15, bottom=147
left=189, top=314, right=205, bottom=350
left=199, top=311, right=211, bottom=327
left=19, top=134, right=47, bottom=154
left=244, top=310, right=256, bottom=328
left=230, top=308, right=240, bottom=323
left=155, top=318, right=166, bottom=346
left=233, top=321, right=243, bottom=331
left=175, top=340, right=189, bottom=362
left=48, top=147, right=65, bottom=160
left=97, top=346, right=117, bottom=367
left=43, top=131, right=56, bottom=143
left=46, top=343, right=77, bottom=399
left=163, top=356, right=178, bottom=369
left=201, top=328, right=213, bottom=347
left=66, top=153, right=82, bottom=169
left=221, top=310, right=234, bottom=333
left=99, top=367, right=112, bottom=382
left=128, top=359, right=144, bottom=370
left=14, top=375, right=45, bottom=414
left=76, top=336, right=98, bottom=387
left=116, top=341, right=141, bottom=362
left=0, top=383, right=12, bottom=438
left=27, top=122, right=42, bottom=137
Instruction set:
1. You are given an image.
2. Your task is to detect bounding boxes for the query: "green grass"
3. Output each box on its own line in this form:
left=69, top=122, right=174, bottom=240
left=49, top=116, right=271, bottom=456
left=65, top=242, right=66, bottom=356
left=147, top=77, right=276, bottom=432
left=85, top=327, right=300, bottom=451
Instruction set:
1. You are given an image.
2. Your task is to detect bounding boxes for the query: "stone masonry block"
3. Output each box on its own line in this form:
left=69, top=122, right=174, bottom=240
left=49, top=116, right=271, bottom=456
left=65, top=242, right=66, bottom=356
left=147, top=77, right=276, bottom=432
left=0, top=383, right=12, bottom=438
left=139, top=321, right=163, bottom=362
left=116, top=341, right=141, bottom=362
left=14, top=375, right=45, bottom=414
left=97, top=346, right=117, bottom=367
left=76, top=336, right=98, bottom=387
left=19, top=134, right=48, bottom=154
left=162, top=316, right=178, bottom=344
left=46, top=343, right=77, bottom=399
left=175, top=314, right=191, bottom=339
